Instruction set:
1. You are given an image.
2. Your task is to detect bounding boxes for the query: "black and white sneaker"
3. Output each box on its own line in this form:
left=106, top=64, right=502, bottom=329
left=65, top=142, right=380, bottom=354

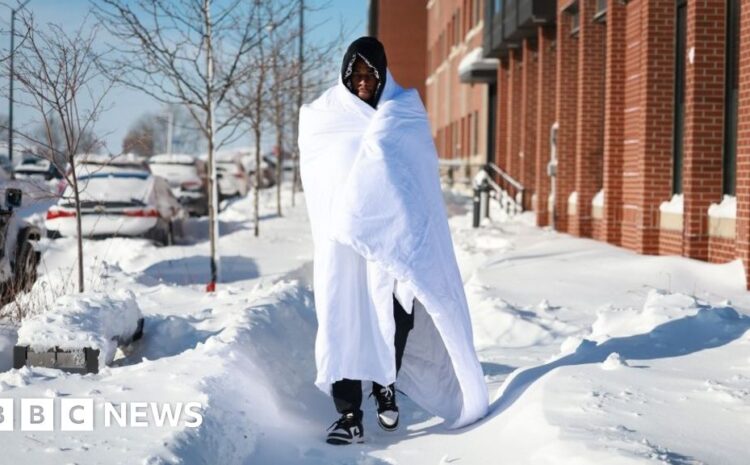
left=373, top=384, right=399, bottom=431
left=326, top=411, right=364, bottom=445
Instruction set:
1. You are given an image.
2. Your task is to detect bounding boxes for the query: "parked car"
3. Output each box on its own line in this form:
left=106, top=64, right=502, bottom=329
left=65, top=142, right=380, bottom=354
left=0, top=154, right=13, bottom=177
left=45, top=171, right=184, bottom=246
left=75, top=153, right=150, bottom=175
left=0, top=188, right=41, bottom=305
left=215, top=156, right=250, bottom=200
left=243, top=154, right=275, bottom=189
left=148, top=154, right=209, bottom=217
left=262, top=150, right=295, bottom=172
left=13, top=156, right=62, bottom=181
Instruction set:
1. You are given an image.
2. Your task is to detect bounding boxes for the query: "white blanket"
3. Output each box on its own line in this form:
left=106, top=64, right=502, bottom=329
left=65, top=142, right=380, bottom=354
left=299, top=71, right=488, bottom=428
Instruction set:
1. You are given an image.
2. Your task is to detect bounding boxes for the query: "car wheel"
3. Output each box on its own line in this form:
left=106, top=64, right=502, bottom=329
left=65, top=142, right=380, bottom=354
left=14, top=240, right=39, bottom=294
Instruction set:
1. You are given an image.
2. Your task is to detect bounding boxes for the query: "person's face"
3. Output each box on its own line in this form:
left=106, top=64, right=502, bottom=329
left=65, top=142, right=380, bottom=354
left=351, top=59, right=378, bottom=102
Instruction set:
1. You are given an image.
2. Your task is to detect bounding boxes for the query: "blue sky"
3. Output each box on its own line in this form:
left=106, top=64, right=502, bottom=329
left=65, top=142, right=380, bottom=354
left=0, top=0, right=368, bottom=153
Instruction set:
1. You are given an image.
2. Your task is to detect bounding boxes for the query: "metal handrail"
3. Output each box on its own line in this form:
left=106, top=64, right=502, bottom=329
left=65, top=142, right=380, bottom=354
left=486, top=162, right=524, bottom=192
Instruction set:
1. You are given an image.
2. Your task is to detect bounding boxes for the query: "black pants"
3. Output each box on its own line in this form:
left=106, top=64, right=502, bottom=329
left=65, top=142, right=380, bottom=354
left=331, top=295, right=415, bottom=414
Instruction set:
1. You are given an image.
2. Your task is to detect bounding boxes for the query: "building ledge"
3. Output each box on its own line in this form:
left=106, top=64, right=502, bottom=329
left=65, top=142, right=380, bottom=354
left=458, top=47, right=499, bottom=84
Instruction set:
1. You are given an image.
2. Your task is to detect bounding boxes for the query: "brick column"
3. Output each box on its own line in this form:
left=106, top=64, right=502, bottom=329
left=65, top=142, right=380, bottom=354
left=555, top=1, right=578, bottom=233
left=535, top=25, right=557, bottom=227
left=681, top=0, right=726, bottom=261
left=572, top=0, right=606, bottom=238
left=620, top=0, right=674, bottom=255
left=495, top=58, right=510, bottom=170
left=520, top=38, right=538, bottom=210
left=600, top=0, right=626, bottom=245
left=737, top=0, right=750, bottom=288
left=508, top=48, right=523, bottom=181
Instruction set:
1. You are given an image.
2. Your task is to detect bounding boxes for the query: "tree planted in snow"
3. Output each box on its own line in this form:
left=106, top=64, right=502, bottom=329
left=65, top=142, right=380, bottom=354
left=11, top=17, right=112, bottom=293
left=94, top=0, right=264, bottom=289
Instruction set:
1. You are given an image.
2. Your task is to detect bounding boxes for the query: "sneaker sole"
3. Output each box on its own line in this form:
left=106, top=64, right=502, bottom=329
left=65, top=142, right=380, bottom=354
left=377, top=419, right=398, bottom=432
left=326, top=436, right=364, bottom=445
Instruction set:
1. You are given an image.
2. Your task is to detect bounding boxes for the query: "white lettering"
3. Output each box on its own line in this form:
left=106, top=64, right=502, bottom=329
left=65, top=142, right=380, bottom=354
left=130, top=402, right=149, bottom=427
left=150, top=402, right=182, bottom=427
left=104, top=402, right=127, bottom=427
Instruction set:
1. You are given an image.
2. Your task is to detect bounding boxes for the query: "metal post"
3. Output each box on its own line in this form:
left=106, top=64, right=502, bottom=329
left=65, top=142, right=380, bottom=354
left=472, top=186, right=481, bottom=228
left=8, top=8, right=15, bottom=167
left=291, top=0, right=304, bottom=207
left=7, top=0, right=31, bottom=168
left=166, top=108, right=173, bottom=156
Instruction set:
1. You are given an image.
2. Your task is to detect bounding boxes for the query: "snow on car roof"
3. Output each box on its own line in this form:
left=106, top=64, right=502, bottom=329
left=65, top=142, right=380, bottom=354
left=65, top=172, right=154, bottom=204
left=149, top=153, right=197, bottom=165
left=77, top=153, right=149, bottom=170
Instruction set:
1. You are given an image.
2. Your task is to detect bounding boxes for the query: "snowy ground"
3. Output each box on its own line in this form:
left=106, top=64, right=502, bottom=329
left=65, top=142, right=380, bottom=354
left=0, top=181, right=748, bottom=464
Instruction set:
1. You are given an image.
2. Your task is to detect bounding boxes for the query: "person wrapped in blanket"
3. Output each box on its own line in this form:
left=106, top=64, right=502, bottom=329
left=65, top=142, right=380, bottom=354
left=323, top=36, right=415, bottom=445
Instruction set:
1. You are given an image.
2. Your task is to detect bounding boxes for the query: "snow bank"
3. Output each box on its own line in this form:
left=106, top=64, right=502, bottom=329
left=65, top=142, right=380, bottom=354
left=589, top=290, right=699, bottom=342
left=466, top=282, right=577, bottom=350
left=17, top=289, right=143, bottom=368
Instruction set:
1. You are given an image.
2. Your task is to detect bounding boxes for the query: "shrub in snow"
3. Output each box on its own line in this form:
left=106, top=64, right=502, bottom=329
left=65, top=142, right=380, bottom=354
left=17, top=289, right=143, bottom=369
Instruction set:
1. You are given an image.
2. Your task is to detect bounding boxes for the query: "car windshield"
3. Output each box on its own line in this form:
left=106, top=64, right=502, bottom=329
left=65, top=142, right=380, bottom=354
left=62, top=172, right=153, bottom=206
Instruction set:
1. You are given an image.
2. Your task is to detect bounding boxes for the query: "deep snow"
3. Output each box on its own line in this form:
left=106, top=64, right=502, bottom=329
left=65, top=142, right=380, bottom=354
left=0, top=181, right=748, bottom=464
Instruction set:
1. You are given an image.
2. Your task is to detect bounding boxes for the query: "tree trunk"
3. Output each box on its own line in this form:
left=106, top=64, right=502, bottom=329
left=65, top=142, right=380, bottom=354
left=70, top=159, right=84, bottom=293
left=204, top=0, right=219, bottom=288
left=254, top=125, right=261, bottom=237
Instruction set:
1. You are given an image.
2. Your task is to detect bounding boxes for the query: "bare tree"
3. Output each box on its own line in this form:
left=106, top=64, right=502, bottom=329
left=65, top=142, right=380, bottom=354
left=94, top=0, right=263, bottom=290
left=11, top=16, right=112, bottom=293
left=122, top=112, right=159, bottom=156
left=28, top=114, right=100, bottom=166
left=223, top=0, right=298, bottom=236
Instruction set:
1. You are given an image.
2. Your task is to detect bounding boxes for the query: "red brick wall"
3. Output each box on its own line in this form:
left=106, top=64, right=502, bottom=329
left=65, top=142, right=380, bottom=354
left=620, top=0, right=675, bottom=255
left=737, top=0, right=750, bottom=287
left=659, top=229, right=683, bottom=256
left=600, top=0, right=625, bottom=245
left=708, top=237, right=737, bottom=264
left=682, top=0, right=726, bottom=261
left=573, top=0, right=606, bottom=238
left=376, top=0, right=427, bottom=101
left=426, top=0, right=488, bottom=162
left=535, top=26, right=557, bottom=227
left=555, top=1, right=578, bottom=233
left=496, top=58, right=510, bottom=169
left=521, top=38, right=538, bottom=210
left=508, top=49, right=523, bottom=180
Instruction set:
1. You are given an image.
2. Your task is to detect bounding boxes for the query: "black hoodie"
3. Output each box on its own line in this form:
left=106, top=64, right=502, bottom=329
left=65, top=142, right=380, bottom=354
left=340, top=36, right=388, bottom=108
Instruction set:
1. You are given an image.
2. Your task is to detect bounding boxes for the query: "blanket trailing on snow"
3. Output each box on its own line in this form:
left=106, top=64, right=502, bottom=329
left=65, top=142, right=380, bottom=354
left=298, top=70, right=488, bottom=428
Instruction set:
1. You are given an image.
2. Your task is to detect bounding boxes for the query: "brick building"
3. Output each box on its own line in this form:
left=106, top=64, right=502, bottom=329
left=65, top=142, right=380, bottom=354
left=368, top=0, right=428, bottom=101
left=468, top=0, right=748, bottom=287
left=373, top=1, right=750, bottom=288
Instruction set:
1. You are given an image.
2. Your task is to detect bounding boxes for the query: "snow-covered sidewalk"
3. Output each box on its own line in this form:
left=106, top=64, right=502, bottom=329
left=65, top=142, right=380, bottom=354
left=0, top=186, right=748, bottom=464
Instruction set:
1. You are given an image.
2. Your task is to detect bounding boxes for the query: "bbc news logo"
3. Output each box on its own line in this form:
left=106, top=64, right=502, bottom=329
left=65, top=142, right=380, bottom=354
left=0, top=399, right=203, bottom=431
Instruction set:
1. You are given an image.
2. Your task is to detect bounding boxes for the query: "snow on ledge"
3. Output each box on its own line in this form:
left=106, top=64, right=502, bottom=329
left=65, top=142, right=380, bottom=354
left=17, top=289, right=143, bottom=369
left=458, top=47, right=499, bottom=76
left=659, top=194, right=684, bottom=214
left=708, top=195, right=736, bottom=219
left=592, top=189, right=604, bottom=207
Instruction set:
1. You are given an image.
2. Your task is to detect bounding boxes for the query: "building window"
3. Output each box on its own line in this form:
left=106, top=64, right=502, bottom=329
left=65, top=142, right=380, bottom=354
left=595, top=0, right=607, bottom=21
left=565, top=2, right=581, bottom=35
left=723, top=0, right=740, bottom=195
left=673, top=0, right=687, bottom=194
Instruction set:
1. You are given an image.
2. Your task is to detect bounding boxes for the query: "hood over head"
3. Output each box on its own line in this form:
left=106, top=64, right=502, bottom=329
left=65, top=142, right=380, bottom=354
left=341, top=36, right=388, bottom=108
